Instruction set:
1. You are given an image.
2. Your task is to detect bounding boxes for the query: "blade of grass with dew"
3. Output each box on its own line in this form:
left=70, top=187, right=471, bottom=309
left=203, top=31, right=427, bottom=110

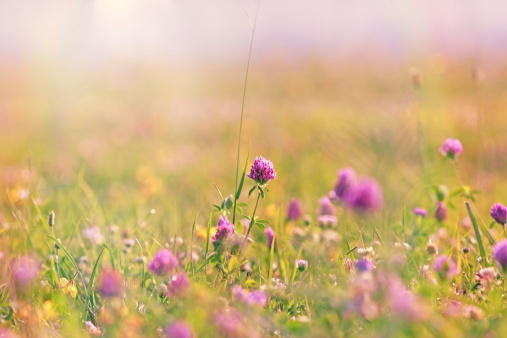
left=465, top=201, right=487, bottom=262
left=84, top=246, right=106, bottom=324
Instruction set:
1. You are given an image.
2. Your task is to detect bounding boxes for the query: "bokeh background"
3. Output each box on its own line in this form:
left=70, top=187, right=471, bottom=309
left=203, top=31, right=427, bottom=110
left=2, top=0, right=507, bottom=234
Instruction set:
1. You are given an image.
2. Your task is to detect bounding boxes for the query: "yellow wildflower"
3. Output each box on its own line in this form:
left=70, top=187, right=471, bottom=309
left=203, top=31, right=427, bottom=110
left=59, top=278, right=77, bottom=298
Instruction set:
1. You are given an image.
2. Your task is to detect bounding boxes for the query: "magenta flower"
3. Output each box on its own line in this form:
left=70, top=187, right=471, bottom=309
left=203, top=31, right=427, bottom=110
left=413, top=207, right=428, bottom=218
left=433, top=255, right=458, bottom=280
left=13, top=255, right=40, bottom=288
left=388, top=275, right=429, bottom=322
left=318, top=197, right=336, bottom=216
left=287, top=198, right=302, bottom=220
left=490, top=203, right=507, bottom=225
left=264, top=227, right=275, bottom=249
left=330, top=167, right=356, bottom=201
left=167, top=272, right=189, bottom=297
left=355, top=257, right=375, bottom=273
left=165, top=321, right=194, bottom=338
left=435, top=202, right=448, bottom=221
left=296, top=259, right=308, bottom=272
left=247, top=156, right=276, bottom=185
left=492, top=239, right=507, bottom=271
left=439, top=138, right=463, bottom=159
left=82, top=226, right=104, bottom=245
left=211, top=215, right=235, bottom=243
left=98, top=269, right=123, bottom=297
left=148, top=249, right=178, bottom=276
left=231, top=285, right=267, bottom=307
left=345, top=177, right=384, bottom=213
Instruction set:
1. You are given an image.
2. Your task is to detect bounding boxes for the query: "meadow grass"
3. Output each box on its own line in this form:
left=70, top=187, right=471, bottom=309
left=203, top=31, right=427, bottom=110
left=1, top=59, right=507, bottom=337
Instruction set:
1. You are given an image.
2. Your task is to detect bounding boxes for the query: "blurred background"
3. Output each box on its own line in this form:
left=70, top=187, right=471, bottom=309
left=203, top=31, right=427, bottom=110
left=2, top=0, right=507, bottom=232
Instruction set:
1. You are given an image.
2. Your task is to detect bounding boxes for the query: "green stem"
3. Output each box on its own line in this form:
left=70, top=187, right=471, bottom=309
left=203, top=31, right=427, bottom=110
left=240, top=191, right=262, bottom=254
left=232, top=0, right=260, bottom=225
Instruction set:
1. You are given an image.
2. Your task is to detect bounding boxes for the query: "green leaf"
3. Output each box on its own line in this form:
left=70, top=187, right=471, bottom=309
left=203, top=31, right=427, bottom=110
left=256, top=222, right=266, bottom=230
left=256, top=219, right=269, bottom=224
left=248, top=185, right=256, bottom=198
left=228, top=255, right=240, bottom=273
left=212, top=204, right=222, bottom=211
left=258, top=186, right=265, bottom=198
left=237, top=202, right=248, bottom=207
left=235, top=222, right=244, bottom=235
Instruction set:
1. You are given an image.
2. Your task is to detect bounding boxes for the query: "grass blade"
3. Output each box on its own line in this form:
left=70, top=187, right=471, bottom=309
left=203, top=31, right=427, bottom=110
left=84, top=246, right=106, bottom=323
left=465, top=201, right=487, bottom=261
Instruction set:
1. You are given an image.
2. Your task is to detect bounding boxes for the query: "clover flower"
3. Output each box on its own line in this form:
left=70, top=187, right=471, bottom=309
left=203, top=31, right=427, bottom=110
left=165, top=321, right=194, bottom=338
left=490, top=203, right=507, bottom=225
left=147, top=249, right=178, bottom=276
left=247, top=156, right=276, bottom=185
left=167, top=272, right=189, bottom=298
left=98, top=269, right=123, bottom=297
left=492, top=239, right=507, bottom=271
left=434, top=202, right=448, bottom=221
left=439, top=138, right=463, bottom=159
left=433, top=255, right=458, bottom=280
left=345, top=178, right=384, bottom=213
left=330, top=167, right=356, bottom=202
left=211, top=215, right=235, bottom=243
left=296, top=259, right=308, bottom=272
left=413, top=207, right=428, bottom=218
left=287, top=198, right=302, bottom=220
left=264, top=227, right=275, bottom=249
left=13, top=255, right=40, bottom=289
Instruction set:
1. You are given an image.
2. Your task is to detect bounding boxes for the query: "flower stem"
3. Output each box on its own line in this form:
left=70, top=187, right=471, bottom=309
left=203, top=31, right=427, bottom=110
left=240, top=191, right=262, bottom=254
left=232, top=0, right=261, bottom=225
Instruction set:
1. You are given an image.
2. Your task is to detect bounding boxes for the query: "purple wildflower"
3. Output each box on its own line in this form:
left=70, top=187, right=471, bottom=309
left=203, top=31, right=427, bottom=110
left=318, top=197, right=336, bottom=216
left=211, top=215, right=235, bottom=243
left=231, top=285, right=267, bottom=307
left=434, top=202, right=448, bottom=221
left=167, top=272, right=189, bottom=297
left=355, top=257, right=375, bottom=273
left=98, top=269, right=123, bottom=297
left=248, top=290, right=268, bottom=307
left=490, top=203, right=507, bottom=225
left=330, top=167, right=356, bottom=201
left=215, top=309, right=248, bottom=337
left=439, top=138, right=463, bottom=159
left=296, top=259, right=308, bottom=272
left=247, top=156, right=276, bottom=185
left=147, top=249, right=178, bottom=276
left=388, top=275, right=429, bottom=322
left=13, top=255, right=40, bottom=288
left=287, top=198, right=302, bottom=220
left=264, top=227, right=275, bottom=249
left=433, top=255, right=458, bottom=280
left=165, top=321, right=194, bottom=338
left=492, top=239, right=507, bottom=270
left=345, top=177, right=384, bottom=213
left=413, top=207, right=428, bottom=218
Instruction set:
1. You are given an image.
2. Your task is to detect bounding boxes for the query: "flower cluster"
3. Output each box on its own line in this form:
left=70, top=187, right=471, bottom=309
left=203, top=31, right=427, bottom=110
left=439, top=138, right=463, bottom=159
left=211, top=215, right=235, bottom=243
left=247, top=156, right=276, bottom=185
left=148, top=249, right=179, bottom=276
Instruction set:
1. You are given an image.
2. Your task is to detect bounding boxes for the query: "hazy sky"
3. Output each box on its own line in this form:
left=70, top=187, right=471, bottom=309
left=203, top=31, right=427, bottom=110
left=0, top=0, right=506, bottom=66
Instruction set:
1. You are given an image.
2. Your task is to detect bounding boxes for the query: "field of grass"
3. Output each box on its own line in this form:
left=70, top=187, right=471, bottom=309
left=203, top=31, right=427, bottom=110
left=2, top=58, right=507, bottom=337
